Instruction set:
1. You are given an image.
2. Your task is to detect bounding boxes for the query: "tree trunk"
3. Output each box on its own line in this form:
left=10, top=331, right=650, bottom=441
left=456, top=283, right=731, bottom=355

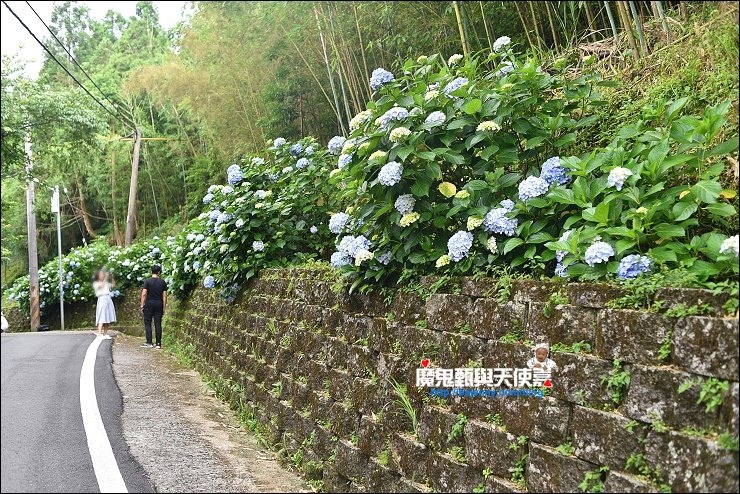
left=452, top=1, right=470, bottom=57
left=479, top=1, right=494, bottom=52
left=628, top=1, right=649, bottom=55
left=529, top=2, right=544, bottom=51
left=604, top=1, right=620, bottom=41
left=76, top=177, right=97, bottom=239
left=584, top=2, right=599, bottom=42
left=353, top=2, right=371, bottom=100
left=111, top=151, right=123, bottom=246
left=515, top=2, right=535, bottom=48
left=617, top=1, right=640, bottom=59
left=546, top=2, right=560, bottom=51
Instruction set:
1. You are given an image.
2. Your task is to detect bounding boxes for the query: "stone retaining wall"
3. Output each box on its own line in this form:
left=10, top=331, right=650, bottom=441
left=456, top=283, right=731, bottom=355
left=166, top=267, right=739, bottom=492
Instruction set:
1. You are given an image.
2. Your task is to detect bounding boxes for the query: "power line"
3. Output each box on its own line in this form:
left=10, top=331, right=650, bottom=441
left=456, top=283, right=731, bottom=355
left=24, top=0, right=136, bottom=128
left=1, top=0, right=132, bottom=130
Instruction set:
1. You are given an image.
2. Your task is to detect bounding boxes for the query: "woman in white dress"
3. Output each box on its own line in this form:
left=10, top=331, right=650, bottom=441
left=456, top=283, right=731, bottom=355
left=93, top=269, right=116, bottom=339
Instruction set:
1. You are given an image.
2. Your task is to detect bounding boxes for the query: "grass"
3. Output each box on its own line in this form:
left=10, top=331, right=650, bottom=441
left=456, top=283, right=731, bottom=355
left=390, top=378, right=418, bottom=437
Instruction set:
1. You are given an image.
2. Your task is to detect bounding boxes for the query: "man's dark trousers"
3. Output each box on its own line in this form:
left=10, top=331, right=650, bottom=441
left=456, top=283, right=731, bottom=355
left=143, top=301, right=164, bottom=345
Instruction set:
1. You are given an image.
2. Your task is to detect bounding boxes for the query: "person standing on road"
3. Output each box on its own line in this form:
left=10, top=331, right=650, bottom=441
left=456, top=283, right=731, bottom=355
left=93, top=269, right=116, bottom=339
left=140, top=265, right=168, bottom=349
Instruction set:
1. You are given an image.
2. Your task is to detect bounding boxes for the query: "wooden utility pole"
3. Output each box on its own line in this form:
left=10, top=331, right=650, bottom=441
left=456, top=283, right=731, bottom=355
left=124, top=127, right=141, bottom=247
left=25, top=123, right=40, bottom=332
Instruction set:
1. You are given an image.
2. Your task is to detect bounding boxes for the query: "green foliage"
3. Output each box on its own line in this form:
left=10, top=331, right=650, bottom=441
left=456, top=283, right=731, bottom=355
left=543, top=290, right=570, bottom=318
left=718, top=433, right=739, bottom=451
left=678, top=376, right=729, bottom=413
left=447, top=413, right=468, bottom=443
left=449, top=446, right=466, bottom=464
left=510, top=454, right=528, bottom=487
left=378, top=449, right=390, bottom=466
left=664, top=303, right=714, bottom=318
left=508, top=435, right=529, bottom=452
left=601, top=358, right=630, bottom=405
left=555, top=440, right=575, bottom=456
left=658, top=332, right=672, bottom=362
left=390, top=378, right=418, bottom=437
left=551, top=340, right=592, bottom=354
left=579, top=466, right=608, bottom=493
left=486, top=413, right=506, bottom=430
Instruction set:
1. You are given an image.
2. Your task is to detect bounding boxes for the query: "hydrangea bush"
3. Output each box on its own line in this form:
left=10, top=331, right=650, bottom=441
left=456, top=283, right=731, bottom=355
left=326, top=49, right=738, bottom=287
left=167, top=136, right=337, bottom=300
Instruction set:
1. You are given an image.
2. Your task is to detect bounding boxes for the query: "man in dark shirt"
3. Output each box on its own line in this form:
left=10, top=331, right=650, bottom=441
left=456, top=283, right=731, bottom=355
left=140, top=265, right=168, bottom=349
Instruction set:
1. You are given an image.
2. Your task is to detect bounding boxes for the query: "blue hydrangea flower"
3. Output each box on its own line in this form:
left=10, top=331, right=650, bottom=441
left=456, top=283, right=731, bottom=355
left=617, top=255, right=652, bottom=280
left=227, top=169, right=243, bottom=185
left=328, top=136, right=346, bottom=155
left=222, top=185, right=234, bottom=195
left=310, top=225, right=318, bottom=234
left=235, top=219, right=245, bottom=228
left=290, top=143, right=303, bottom=156
left=556, top=230, right=573, bottom=262
left=203, top=275, right=215, bottom=288
left=273, top=137, right=287, bottom=147
left=518, top=176, right=549, bottom=202
left=607, top=167, right=633, bottom=191
left=554, top=262, right=568, bottom=278
left=540, top=157, right=570, bottom=186
left=202, top=193, right=214, bottom=204
left=369, top=68, right=394, bottom=91
left=209, top=210, right=222, bottom=223
left=447, top=231, right=474, bottom=262
left=196, top=233, right=205, bottom=242
left=329, top=212, right=350, bottom=234
left=495, top=61, right=514, bottom=77
left=216, top=212, right=232, bottom=225
left=151, top=247, right=161, bottom=255
left=331, top=251, right=353, bottom=268
left=207, top=185, right=219, bottom=194
left=493, top=36, right=511, bottom=52
left=305, top=146, right=315, bottom=156
left=494, top=200, right=512, bottom=213
left=378, top=107, right=409, bottom=128
left=251, top=157, right=265, bottom=166
left=255, top=190, right=268, bottom=200
left=394, top=194, right=416, bottom=214
left=338, top=235, right=371, bottom=258
left=253, top=241, right=265, bottom=252
left=483, top=207, right=518, bottom=236
left=425, top=111, right=446, bottom=127
left=378, top=161, right=403, bottom=186
left=227, top=164, right=240, bottom=175
left=193, top=261, right=201, bottom=270
left=296, top=158, right=309, bottom=169
left=377, top=252, right=391, bottom=265
left=338, top=154, right=353, bottom=169
left=269, top=173, right=279, bottom=182
left=585, top=240, right=614, bottom=267
left=282, top=166, right=293, bottom=174
left=444, top=77, right=468, bottom=97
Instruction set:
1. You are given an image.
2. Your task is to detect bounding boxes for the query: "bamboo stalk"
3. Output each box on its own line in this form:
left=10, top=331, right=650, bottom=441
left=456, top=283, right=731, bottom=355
left=514, top=2, right=535, bottom=48
left=617, top=1, right=640, bottom=58
left=479, top=1, right=493, bottom=52
left=604, top=1, right=620, bottom=40
left=546, top=2, right=560, bottom=51
left=353, top=2, right=370, bottom=99
left=324, top=3, right=353, bottom=126
left=584, top=2, right=599, bottom=42
left=628, top=1, right=648, bottom=55
left=452, top=1, right=470, bottom=57
left=313, top=5, right=346, bottom=134
left=529, top=1, right=544, bottom=51
left=654, top=1, right=670, bottom=40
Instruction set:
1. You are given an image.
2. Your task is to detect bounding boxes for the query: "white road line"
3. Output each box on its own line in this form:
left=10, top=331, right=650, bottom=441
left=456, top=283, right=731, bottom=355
left=80, top=336, right=128, bottom=493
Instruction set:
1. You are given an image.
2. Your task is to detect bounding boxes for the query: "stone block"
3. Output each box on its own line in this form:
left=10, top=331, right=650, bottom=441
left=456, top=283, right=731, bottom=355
left=498, top=395, right=542, bottom=437
left=721, top=381, right=738, bottom=436
left=566, top=283, right=625, bottom=308
left=460, top=277, right=498, bottom=297
left=527, top=443, right=596, bottom=493
left=483, top=341, right=531, bottom=369
left=428, top=452, right=479, bottom=493
left=323, top=462, right=352, bottom=492
left=471, top=299, right=527, bottom=340
left=603, top=471, right=657, bottom=493
left=645, top=430, right=739, bottom=492
left=673, top=316, right=739, bottom=380
left=485, top=476, right=526, bottom=493
left=512, top=279, right=561, bottom=303
left=391, top=432, right=430, bottom=482
left=533, top=397, right=571, bottom=447
left=571, top=406, right=644, bottom=470
left=438, top=333, right=485, bottom=368
left=426, top=294, right=473, bottom=332
left=329, top=401, right=359, bottom=438
left=597, top=310, right=673, bottom=365
left=549, top=353, right=615, bottom=409
left=464, top=419, right=520, bottom=476
left=654, top=287, right=729, bottom=315
left=335, top=439, right=370, bottom=483
left=623, top=365, right=717, bottom=430
left=418, top=406, right=463, bottom=451
left=528, top=303, right=597, bottom=347
left=393, top=291, right=425, bottom=326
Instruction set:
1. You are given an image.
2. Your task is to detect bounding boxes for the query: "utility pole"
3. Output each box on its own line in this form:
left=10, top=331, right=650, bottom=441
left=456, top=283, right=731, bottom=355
left=52, top=186, right=65, bottom=332
left=124, top=127, right=141, bottom=246
left=25, top=122, right=40, bottom=332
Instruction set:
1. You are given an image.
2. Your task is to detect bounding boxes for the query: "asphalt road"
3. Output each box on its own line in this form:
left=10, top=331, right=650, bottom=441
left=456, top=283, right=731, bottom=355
left=1, top=332, right=153, bottom=493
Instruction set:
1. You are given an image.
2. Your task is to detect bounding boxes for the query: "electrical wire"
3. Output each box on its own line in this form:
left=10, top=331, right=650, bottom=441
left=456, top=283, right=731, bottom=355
left=1, top=0, right=133, bottom=130
left=24, top=0, right=136, bottom=129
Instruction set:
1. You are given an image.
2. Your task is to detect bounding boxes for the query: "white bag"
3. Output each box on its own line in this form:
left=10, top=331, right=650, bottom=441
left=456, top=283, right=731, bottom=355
left=1, top=314, right=8, bottom=332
